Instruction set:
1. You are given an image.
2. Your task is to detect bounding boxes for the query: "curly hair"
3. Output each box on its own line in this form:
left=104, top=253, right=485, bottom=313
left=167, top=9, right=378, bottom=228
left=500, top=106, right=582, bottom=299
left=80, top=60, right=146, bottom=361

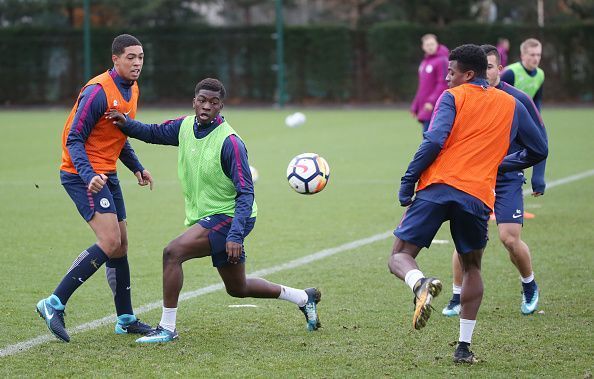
left=449, top=44, right=487, bottom=78
left=195, top=78, right=226, bottom=99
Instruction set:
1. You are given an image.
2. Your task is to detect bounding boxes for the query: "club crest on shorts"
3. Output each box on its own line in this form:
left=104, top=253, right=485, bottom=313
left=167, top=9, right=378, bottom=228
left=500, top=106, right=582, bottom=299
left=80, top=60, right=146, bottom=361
left=100, top=198, right=110, bottom=208
left=113, top=99, right=118, bottom=107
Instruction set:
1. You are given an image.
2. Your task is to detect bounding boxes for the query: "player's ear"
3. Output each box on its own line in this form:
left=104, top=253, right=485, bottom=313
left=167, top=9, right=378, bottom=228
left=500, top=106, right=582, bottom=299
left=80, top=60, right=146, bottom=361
left=111, top=54, right=118, bottom=65
left=219, top=103, right=224, bottom=111
left=464, top=70, right=475, bottom=81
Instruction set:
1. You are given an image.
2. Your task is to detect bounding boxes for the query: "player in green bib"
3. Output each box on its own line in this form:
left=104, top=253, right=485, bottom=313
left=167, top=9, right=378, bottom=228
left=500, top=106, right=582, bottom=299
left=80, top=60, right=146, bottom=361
left=501, top=38, right=545, bottom=110
left=108, top=78, right=321, bottom=343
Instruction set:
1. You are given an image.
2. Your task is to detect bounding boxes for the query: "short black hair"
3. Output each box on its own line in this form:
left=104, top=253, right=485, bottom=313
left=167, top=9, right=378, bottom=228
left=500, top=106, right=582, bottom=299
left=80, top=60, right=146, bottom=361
left=449, top=44, right=487, bottom=78
left=480, top=44, right=501, bottom=65
left=112, top=34, right=142, bottom=55
left=195, top=78, right=226, bottom=99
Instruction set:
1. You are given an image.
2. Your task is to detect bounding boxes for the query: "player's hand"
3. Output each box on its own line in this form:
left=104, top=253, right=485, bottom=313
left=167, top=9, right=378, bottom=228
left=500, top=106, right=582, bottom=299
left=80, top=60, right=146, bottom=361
left=105, top=109, right=127, bottom=128
left=532, top=191, right=543, bottom=197
left=398, top=181, right=415, bottom=207
left=226, top=241, right=243, bottom=264
left=88, top=174, right=108, bottom=194
left=135, top=169, right=153, bottom=190
left=423, top=102, right=434, bottom=112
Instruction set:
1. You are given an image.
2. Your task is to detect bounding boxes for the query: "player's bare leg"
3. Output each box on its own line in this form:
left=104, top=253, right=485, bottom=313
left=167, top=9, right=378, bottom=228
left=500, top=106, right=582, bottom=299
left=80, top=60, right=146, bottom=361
left=162, top=224, right=212, bottom=308
left=217, top=263, right=281, bottom=298
left=217, top=262, right=321, bottom=331
left=136, top=224, right=210, bottom=343
left=89, top=212, right=123, bottom=257
left=498, top=223, right=539, bottom=314
left=499, top=224, right=532, bottom=276
left=389, top=238, right=442, bottom=330
left=453, top=249, right=483, bottom=364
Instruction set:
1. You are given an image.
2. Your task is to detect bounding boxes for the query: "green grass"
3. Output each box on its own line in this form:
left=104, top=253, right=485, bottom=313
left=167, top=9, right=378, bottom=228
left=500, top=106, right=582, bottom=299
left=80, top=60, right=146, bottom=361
left=0, top=107, right=593, bottom=377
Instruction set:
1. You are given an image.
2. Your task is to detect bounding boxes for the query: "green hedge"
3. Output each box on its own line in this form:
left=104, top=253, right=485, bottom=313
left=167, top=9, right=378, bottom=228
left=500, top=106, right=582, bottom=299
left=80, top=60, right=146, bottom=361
left=0, top=23, right=592, bottom=105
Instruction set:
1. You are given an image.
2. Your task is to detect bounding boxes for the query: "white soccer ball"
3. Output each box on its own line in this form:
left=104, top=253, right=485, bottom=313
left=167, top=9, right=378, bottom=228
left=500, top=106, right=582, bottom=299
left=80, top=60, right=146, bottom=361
left=249, top=165, right=259, bottom=183
left=285, top=112, right=307, bottom=128
left=286, top=153, right=330, bottom=194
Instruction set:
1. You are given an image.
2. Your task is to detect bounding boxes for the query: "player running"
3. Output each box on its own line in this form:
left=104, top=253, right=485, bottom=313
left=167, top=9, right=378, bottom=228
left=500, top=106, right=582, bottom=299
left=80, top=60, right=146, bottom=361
left=388, top=44, right=547, bottom=364
left=107, top=78, right=321, bottom=343
left=36, top=34, right=153, bottom=342
left=442, top=44, right=547, bottom=318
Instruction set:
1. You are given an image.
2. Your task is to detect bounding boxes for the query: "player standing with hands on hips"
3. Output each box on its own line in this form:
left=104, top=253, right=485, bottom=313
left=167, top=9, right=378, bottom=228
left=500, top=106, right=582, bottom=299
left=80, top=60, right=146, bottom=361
left=108, top=78, right=321, bottom=343
left=36, top=34, right=153, bottom=342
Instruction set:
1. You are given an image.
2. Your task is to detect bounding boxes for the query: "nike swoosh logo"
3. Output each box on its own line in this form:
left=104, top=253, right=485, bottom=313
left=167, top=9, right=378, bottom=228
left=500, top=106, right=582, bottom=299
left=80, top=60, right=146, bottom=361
left=512, top=214, right=522, bottom=219
left=44, top=302, right=54, bottom=320
left=126, top=286, right=131, bottom=290
left=124, top=109, right=132, bottom=116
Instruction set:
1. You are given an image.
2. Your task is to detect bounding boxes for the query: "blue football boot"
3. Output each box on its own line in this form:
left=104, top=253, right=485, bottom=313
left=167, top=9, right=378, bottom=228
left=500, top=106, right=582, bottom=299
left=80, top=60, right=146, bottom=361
left=442, top=298, right=461, bottom=317
left=36, top=295, right=70, bottom=342
left=299, top=288, right=321, bottom=331
left=521, top=283, right=540, bottom=315
left=115, top=314, right=153, bottom=335
left=136, top=325, right=178, bottom=343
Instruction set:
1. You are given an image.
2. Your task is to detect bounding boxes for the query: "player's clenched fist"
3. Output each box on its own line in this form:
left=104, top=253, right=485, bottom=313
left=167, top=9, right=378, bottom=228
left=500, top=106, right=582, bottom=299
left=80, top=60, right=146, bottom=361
left=88, top=174, right=108, bottom=193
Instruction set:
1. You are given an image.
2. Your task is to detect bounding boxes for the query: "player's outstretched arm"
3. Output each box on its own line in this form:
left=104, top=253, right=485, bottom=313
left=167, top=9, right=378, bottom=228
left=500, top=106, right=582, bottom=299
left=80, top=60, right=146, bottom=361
left=106, top=110, right=181, bottom=146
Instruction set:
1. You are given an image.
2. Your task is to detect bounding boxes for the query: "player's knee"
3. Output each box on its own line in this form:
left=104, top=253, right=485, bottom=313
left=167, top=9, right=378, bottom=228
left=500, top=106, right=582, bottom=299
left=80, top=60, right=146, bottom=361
left=163, top=243, right=182, bottom=264
left=99, top=236, right=122, bottom=256
left=499, top=232, right=518, bottom=250
left=225, top=285, right=248, bottom=298
left=113, top=239, right=128, bottom=257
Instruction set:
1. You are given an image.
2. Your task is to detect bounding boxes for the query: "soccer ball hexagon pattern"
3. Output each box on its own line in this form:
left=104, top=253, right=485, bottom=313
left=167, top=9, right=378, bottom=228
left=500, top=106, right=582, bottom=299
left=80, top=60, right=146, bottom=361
left=286, top=153, right=330, bottom=194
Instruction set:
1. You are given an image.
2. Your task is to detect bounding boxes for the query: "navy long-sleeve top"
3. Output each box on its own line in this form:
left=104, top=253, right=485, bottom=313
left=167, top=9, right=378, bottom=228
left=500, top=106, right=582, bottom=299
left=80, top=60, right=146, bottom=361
left=120, top=114, right=255, bottom=245
left=497, top=81, right=548, bottom=193
left=64, top=68, right=144, bottom=185
left=402, top=79, right=548, bottom=213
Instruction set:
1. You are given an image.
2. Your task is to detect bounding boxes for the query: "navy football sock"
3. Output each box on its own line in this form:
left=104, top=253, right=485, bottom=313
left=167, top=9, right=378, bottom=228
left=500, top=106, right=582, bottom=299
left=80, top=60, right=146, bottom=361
left=53, top=244, right=109, bottom=305
left=106, top=256, right=133, bottom=316
left=452, top=293, right=461, bottom=304
left=522, top=280, right=537, bottom=300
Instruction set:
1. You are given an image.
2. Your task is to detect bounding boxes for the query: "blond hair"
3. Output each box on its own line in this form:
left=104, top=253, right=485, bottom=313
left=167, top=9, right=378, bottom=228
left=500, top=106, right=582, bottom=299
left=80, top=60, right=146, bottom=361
left=520, top=38, right=541, bottom=53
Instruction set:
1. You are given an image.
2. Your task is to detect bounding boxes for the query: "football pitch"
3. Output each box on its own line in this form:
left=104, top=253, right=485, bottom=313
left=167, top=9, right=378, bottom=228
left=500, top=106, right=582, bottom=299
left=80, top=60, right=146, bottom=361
left=0, top=107, right=592, bottom=377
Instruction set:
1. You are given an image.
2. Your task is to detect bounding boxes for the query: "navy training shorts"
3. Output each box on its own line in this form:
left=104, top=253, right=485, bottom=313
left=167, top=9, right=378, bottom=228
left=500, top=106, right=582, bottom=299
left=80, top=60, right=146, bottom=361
left=198, top=214, right=256, bottom=267
left=61, top=171, right=126, bottom=222
left=494, top=178, right=525, bottom=224
left=394, top=197, right=490, bottom=254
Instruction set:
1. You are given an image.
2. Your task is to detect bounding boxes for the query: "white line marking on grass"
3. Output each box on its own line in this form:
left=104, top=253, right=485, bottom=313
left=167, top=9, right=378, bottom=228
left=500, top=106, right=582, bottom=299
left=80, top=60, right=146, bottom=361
left=1, top=231, right=393, bottom=357
left=522, top=169, right=594, bottom=196
left=431, top=239, right=450, bottom=244
left=228, top=304, right=258, bottom=308
left=3, top=169, right=593, bottom=358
